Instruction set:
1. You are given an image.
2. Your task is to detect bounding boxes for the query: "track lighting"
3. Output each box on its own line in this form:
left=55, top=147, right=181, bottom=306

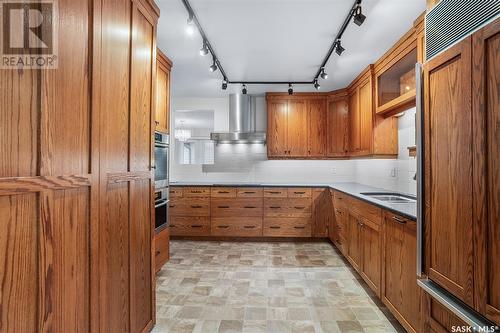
left=222, top=78, right=228, bottom=90
left=209, top=58, right=218, bottom=72
left=335, top=40, right=345, bottom=56
left=186, top=14, right=195, bottom=35
left=199, top=40, right=209, bottom=56
left=242, top=84, right=247, bottom=95
left=288, top=84, right=293, bottom=95
left=314, top=80, right=321, bottom=90
left=353, top=6, right=366, bottom=26
left=320, top=67, right=328, bottom=80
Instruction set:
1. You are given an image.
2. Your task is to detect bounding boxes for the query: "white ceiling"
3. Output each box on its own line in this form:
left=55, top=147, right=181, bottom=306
left=156, top=0, right=425, bottom=97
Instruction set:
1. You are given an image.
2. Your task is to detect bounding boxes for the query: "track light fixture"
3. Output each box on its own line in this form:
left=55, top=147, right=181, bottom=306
left=314, top=80, right=320, bottom=90
left=353, top=6, right=366, bottom=26
left=288, top=84, right=293, bottom=95
left=320, top=67, right=328, bottom=80
left=335, top=40, right=345, bottom=56
left=222, top=78, right=228, bottom=90
left=186, top=13, right=195, bottom=35
left=209, top=58, right=218, bottom=72
left=242, top=84, right=247, bottom=95
left=200, top=40, right=209, bottom=56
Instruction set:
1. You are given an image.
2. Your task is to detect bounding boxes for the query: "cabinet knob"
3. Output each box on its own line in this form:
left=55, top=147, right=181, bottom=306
left=392, top=216, right=407, bottom=224
left=155, top=121, right=159, bottom=125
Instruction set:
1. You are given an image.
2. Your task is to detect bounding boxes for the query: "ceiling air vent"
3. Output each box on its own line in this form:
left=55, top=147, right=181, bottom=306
left=425, top=0, right=500, bottom=60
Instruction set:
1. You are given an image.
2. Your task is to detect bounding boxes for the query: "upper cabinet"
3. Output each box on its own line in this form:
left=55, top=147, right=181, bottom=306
left=327, top=90, right=349, bottom=157
left=156, top=49, right=172, bottom=133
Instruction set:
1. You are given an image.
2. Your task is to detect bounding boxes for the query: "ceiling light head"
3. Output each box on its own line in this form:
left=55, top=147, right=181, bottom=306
left=353, top=6, right=366, bottom=26
left=335, top=40, right=345, bottom=56
left=242, top=84, right=247, bottom=95
left=209, top=58, right=218, bottom=72
left=314, top=80, right=321, bottom=90
left=199, top=40, right=209, bottom=56
left=288, top=84, right=293, bottom=95
left=186, top=13, right=195, bottom=35
left=320, top=67, right=328, bottom=80
left=222, top=78, right=228, bottom=90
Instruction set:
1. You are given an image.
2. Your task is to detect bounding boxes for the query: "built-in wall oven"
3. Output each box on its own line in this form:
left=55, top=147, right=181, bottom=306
left=154, top=131, right=169, bottom=231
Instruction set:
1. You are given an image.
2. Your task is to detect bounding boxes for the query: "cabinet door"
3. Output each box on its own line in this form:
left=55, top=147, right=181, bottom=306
left=312, top=189, right=329, bottom=237
left=472, top=19, right=500, bottom=324
left=424, top=36, right=474, bottom=306
left=327, top=97, right=349, bottom=157
left=349, top=88, right=361, bottom=152
left=267, top=100, right=288, bottom=157
left=155, top=60, right=170, bottom=133
left=287, top=100, right=308, bottom=157
left=346, top=212, right=361, bottom=271
left=307, top=99, right=327, bottom=157
left=360, top=219, right=381, bottom=295
left=359, top=79, right=373, bottom=155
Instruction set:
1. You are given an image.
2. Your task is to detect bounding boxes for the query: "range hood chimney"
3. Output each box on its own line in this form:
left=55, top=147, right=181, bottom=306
left=210, top=94, right=266, bottom=143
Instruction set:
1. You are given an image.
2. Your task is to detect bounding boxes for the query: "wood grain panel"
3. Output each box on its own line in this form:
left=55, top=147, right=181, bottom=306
left=155, top=227, right=169, bottom=272
left=264, top=198, right=312, bottom=218
left=327, top=94, right=349, bottom=157
left=169, top=198, right=210, bottom=216
left=263, top=187, right=288, bottom=198
left=287, top=188, right=312, bottom=198
left=349, top=196, right=382, bottom=224
left=361, top=218, right=381, bottom=295
left=424, top=37, right=474, bottom=306
left=346, top=212, right=361, bottom=271
left=155, top=49, right=172, bottom=133
left=129, top=179, right=152, bottom=333
left=349, top=88, right=360, bottom=153
left=40, top=0, right=91, bottom=176
left=0, top=194, right=38, bottom=333
left=130, top=4, right=154, bottom=172
left=307, top=98, right=327, bottom=157
left=267, top=100, right=288, bottom=157
left=183, top=187, right=210, bottom=197
left=287, top=100, right=308, bottom=157
left=169, top=216, right=210, bottom=236
left=237, top=187, right=263, bottom=198
left=211, top=187, right=237, bottom=198
left=211, top=217, right=263, bottom=237
left=211, top=198, right=263, bottom=217
left=359, top=79, right=374, bottom=155
left=263, top=218, right=311, bottom=237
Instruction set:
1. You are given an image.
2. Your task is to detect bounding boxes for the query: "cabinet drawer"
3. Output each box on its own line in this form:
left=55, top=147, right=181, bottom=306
left=169, top=216, right=210, bottom=236
left=350, top=197, right=382, bottom=224
left=237, top=187, right=263, bottom=197
left=287, top=188, right=312, bottom=198
left=211, top=217, right=263, bottom=237
left=263, top=218, right=311, bottom=237
left=169, top=187, right=183, bottom=198
left=211, top=187, right=237, bottom=198
left=169, top=198, right=210, bottom=216
left=263, top=187, right=288, bottom=198
left=183, top=187, right=210, bottom=197
left=211, top=198, right=263, bottom=217
left=155, top=227, right=169, bottom=272
left=264, top=198, right=312, bottom=217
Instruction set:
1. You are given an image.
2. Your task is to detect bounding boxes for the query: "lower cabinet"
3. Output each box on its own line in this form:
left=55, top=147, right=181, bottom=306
left=382, top=212, right=421, bottom=333
left=155, top=227, right=170, bottom=272
left=263, top=218, right=311, bottom=237
left=170, top=216, right=211, bottom=236
left=346, top=212, right=362, bottom=271
left=211, top=217, right=263, bottom=237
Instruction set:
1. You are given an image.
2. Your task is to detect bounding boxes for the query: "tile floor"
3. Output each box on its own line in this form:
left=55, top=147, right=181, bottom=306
left=153, top=241, right=405, bottom=333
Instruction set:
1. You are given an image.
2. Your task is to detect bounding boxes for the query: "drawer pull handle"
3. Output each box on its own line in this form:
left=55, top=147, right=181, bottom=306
left=191, top=205, right=203, bottom=208
left=170, top=225, right=176, bottom=227
left=191, top=225, right=202, bottom=228
left=392, top=216, right=407, bottom=224
left=294, top=226, right=305, bottom=229
left=191, top=190, right=202, bottom=193
left=243, top=191, right=255, bottom=194
left=218, top=191, right=230, bottom=194
left=270, top=206, right=281, bottom=209
left=294, top=191, right=306, bottom=194
left=268, top=191, right=281, bottom=194
left=294, top=206, right=305, bottom=210
left=270, top=226, right=280, bottom=229
left=244, top=225, right=256, bottom=229
left=217, top=225, right=230, bottom=229
left=218, top=205, right=230, bottom=208
left=244, top=206, right=256, bottom=209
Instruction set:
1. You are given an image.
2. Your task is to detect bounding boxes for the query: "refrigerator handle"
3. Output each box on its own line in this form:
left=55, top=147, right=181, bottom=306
left=415, top=62, right=424, bottom=278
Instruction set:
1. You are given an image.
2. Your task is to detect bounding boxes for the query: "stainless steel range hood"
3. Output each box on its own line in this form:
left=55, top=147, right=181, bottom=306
left=210, top=94, right=266, bottom=144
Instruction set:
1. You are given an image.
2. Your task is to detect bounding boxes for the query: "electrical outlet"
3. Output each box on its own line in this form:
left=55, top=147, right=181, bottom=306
left=389, top=168, right=397, bottom=178
left=332, top=168, right=337, bottom=175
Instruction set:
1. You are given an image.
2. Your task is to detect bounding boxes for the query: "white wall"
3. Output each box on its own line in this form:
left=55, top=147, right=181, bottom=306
left=170, top=97, right=417, bottom=194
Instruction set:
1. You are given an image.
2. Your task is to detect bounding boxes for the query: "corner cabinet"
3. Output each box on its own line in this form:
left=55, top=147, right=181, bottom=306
left=156, top=48, right=172, bottom=133
left=327, top=90, right=349, bottom=157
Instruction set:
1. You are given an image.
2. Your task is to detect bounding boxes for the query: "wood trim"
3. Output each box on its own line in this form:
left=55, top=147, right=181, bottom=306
left=266, top=92, right=330, bottom=100
left=376, top=89, right=416, bottom=115
left=157, top=48, right=173, bottom=69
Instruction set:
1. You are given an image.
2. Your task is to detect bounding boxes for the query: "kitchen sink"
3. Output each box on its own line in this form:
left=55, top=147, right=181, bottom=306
left=360, top=192, right=416, bottom=203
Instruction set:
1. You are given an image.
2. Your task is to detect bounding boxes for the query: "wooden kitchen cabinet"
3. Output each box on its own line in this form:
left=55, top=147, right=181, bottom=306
left=312, top=188, right=330, bottom=237
left=472, top=18, right=500, bottom=324
left=155, top=227, right=170, bottom=272
left=423, top=36, right=475, bottom=307
left=327, top=90, right=349, bottom=157
left=267, top=99, right=289, bottom=157
left=156, top=48, right=172, bottom=133
left=360, top=217, right=382, bottom=295
left=287, top=99, right=308, bottom=157
left=382, top=212, right=422, bottom=333
left=307, top=99, right=328, bottom=157
left=346, top=212, right=362, bottom=271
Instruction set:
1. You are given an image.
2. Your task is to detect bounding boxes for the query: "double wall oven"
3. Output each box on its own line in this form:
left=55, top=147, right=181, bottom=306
left=154, top=131, right=169, bottom=232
